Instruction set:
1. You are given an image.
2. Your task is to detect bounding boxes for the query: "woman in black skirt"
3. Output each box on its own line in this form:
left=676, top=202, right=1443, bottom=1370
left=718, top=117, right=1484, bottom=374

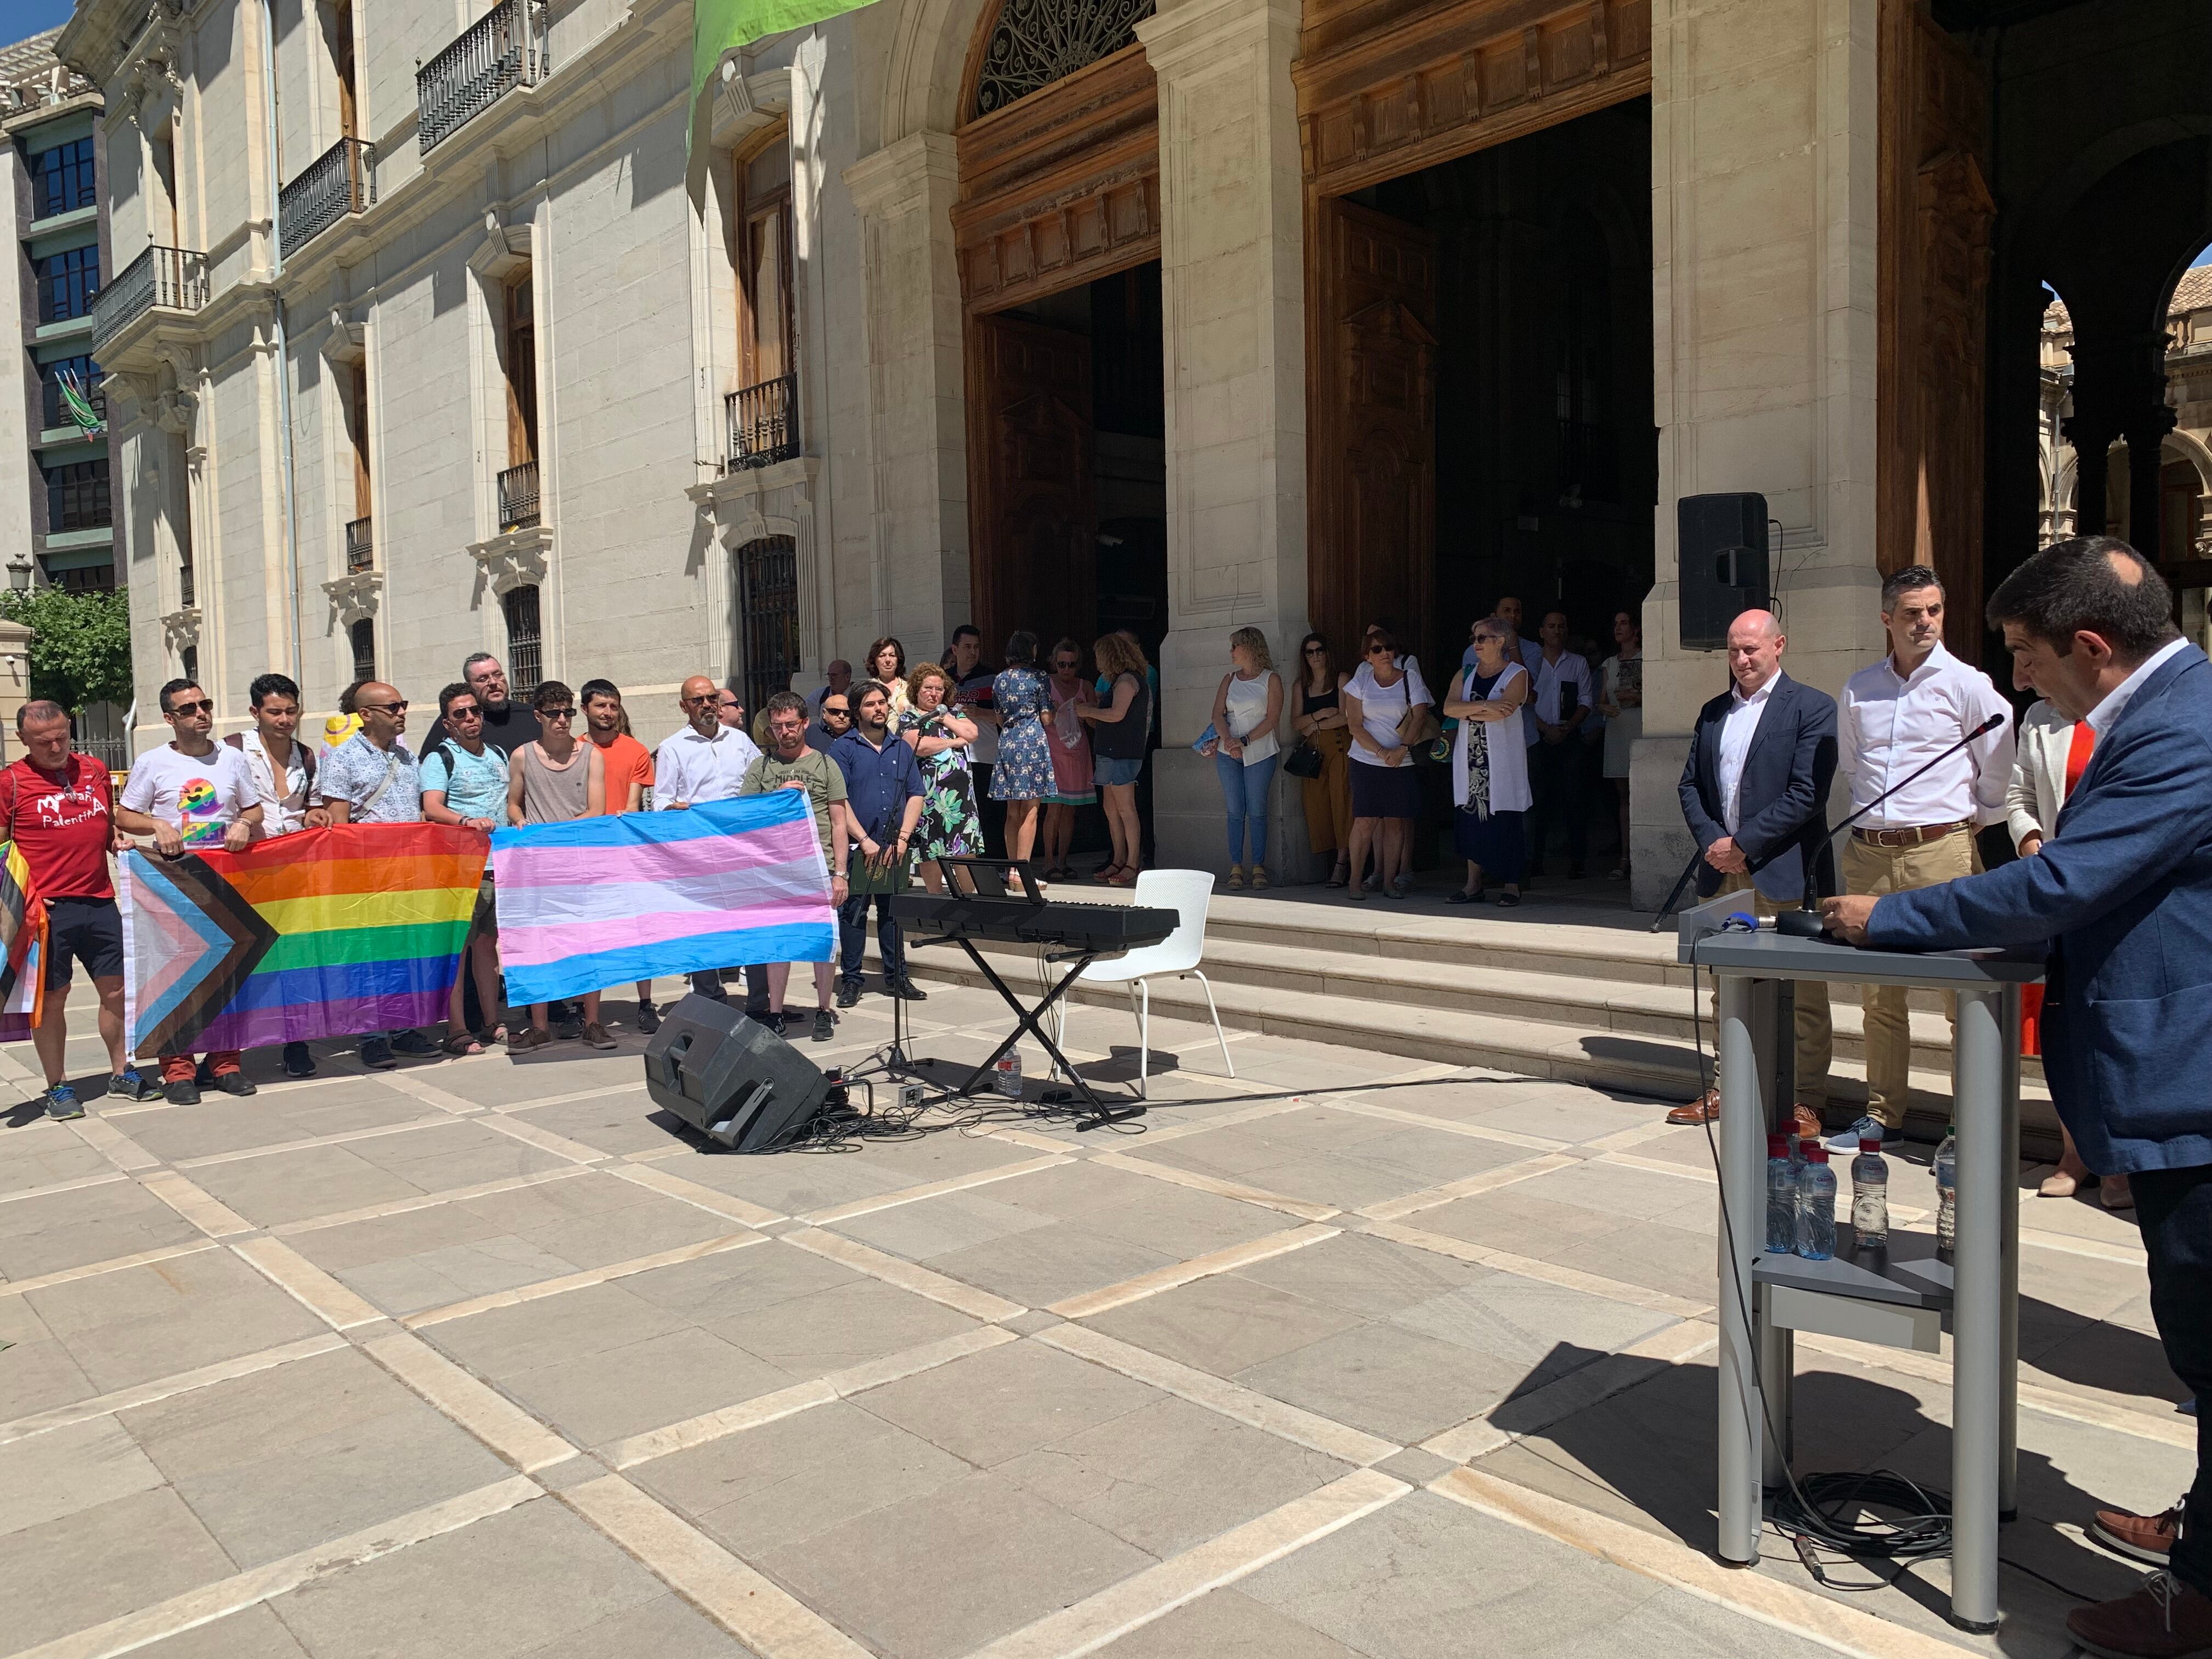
left=1340, top=628, right=1431, bottom=899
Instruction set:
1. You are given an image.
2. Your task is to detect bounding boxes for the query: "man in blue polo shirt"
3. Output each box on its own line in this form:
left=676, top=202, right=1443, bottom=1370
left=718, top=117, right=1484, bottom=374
left=829, top=679, right=927, bottom=1008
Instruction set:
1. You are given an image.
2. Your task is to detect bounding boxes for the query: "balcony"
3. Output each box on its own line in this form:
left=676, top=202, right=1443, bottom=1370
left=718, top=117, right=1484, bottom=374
left=180, top=562, right=195, bottom=608
left=91, top=246, right=208, bottom=354
left=498, top=461, right=540, bottom=531
left=725, top=374, right=800, bottom=471
left=280, top=138, right=376, bottom=259
left=345, top=515, right=374, bottom=573
left=416, top=0, right=548, bottom=154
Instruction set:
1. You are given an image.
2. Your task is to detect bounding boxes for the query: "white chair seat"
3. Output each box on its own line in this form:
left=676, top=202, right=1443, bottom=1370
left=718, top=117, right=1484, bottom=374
left=1049, top=869, right=1232, bottom=1098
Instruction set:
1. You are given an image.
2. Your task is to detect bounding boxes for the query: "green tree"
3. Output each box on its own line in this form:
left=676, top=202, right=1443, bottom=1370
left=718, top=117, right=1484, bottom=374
left=0, top=588, right=136, bottom=714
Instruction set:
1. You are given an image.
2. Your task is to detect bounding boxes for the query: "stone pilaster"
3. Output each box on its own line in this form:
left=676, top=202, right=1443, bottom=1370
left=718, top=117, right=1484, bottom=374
left=1632, top=0, right=1888, bottom=907
left=1137, top=0, right=1312, bottom=876
left=843, top=131, right=969, bottom=661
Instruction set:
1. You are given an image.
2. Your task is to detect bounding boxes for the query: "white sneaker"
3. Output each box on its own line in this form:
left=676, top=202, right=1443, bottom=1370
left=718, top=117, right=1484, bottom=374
left=1826, top=1116, right=1884, bottom=1153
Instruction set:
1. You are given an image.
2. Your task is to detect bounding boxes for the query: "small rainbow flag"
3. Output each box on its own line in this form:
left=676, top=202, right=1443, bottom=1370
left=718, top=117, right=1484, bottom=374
left=121, top=823, right=488, bottom=1054
left=0, top=839, right=49, bottom=1043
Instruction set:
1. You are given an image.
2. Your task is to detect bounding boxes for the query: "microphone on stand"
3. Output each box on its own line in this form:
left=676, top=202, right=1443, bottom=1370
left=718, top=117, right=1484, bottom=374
left=1771, top=710, right=2009, bottom=939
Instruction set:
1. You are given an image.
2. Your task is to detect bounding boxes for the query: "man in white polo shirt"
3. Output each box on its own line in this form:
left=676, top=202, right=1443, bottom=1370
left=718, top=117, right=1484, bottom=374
left=1832, top=564, right=2013, bottom=1149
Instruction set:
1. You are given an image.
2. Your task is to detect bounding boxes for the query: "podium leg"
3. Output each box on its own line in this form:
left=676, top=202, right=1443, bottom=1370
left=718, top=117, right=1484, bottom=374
left=1717, top=974, right=1777, bottom=1567
left=2000, top=984, right=2021, bottom=1521
left=1951, top=987, right=2005, bottom=1632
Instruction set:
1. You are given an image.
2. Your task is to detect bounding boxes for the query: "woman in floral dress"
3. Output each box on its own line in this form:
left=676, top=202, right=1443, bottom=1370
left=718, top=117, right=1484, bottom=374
left=898, top=663, right=981, bottom=892
left=990, top=630, right=1053, bottom=865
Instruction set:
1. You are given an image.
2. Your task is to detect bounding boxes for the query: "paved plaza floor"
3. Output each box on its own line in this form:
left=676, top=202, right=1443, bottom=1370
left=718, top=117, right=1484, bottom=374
left=0, top=975, right=2185, bottom=1658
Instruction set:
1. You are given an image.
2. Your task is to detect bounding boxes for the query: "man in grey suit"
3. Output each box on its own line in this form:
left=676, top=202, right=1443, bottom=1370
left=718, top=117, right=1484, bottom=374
left=1825, top=539, right=2212, bottom=1659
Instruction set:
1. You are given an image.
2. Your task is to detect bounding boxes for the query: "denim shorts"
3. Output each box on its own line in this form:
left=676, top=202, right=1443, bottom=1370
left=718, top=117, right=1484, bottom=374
left=1094, top=755, right=1144, bottom=787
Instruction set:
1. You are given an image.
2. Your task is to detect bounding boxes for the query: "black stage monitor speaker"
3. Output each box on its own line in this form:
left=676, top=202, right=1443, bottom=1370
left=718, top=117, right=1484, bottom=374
left=1678, top=492, right=1771, bottom=652
left=643, top=993, right=832, bottom=1152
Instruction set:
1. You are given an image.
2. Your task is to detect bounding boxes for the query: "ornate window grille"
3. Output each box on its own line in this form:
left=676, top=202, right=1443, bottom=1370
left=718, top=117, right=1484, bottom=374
left=345, top=516, right=374, bottom=573
left=725, top=374, right=799, bottom=470
left=971, top=0, right=1154, bottom=118
left=503, top=584, right=543, bottom=698
left=350, top=618, right=377, bottom=684
left=735, top=537, right=800, bottom=721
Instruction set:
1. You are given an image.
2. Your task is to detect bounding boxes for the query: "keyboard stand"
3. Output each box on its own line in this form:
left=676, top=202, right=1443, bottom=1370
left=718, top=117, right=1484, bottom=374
left=908, top=935, right=1145, bottom=1129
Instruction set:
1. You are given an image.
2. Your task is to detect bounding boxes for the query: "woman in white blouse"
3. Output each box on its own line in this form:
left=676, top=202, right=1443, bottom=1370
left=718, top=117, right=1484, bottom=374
left=1340, top=627, right=1430, bottom=899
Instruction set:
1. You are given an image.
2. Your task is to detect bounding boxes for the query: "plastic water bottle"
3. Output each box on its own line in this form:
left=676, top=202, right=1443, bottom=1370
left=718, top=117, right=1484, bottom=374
left=1850, top=1136, right=1889, bottom=1250
left=1796, top=1146, right=1837, bottom=1261
left=1934, top=1124, right=1958, bottom=1259
left=1765, top=1133, right=1796, bottom=1254
left=992, top=1053, right=1023, bottom=1099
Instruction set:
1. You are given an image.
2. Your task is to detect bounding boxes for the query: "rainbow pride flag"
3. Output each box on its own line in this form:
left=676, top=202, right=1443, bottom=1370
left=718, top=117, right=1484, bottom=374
left=121, top=823, right=488, bottom=1054
left=0, top=839, right=49, bottom=1043
left=492, top=792, right=833, bottom=1005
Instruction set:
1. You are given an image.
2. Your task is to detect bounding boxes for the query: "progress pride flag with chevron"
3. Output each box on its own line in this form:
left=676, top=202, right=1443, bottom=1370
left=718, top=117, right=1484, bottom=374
left=492, top=793, right=836, bottom=1006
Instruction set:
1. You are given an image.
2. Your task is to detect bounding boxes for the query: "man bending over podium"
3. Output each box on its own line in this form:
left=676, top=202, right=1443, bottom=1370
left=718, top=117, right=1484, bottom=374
left=1822, top=537, right=2212, bottom=1659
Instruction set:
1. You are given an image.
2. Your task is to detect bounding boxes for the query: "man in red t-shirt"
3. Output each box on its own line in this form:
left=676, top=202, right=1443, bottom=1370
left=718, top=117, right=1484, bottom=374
left=580, top=679, right=664, bottom=1032
left=3, top=702, right=155, bottom=1118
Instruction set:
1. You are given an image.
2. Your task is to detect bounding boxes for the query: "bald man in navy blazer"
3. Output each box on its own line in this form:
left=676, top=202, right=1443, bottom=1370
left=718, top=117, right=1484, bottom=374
left=1667, top=608, right=1838, bottom=1131
left=1824, top=540, right=2212, bottom=1659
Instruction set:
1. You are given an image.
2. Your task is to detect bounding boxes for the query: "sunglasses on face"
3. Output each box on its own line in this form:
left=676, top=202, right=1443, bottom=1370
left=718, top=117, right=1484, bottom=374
left=167, top=699, right=215, bottom=717
left=540, top=708, right=576, bottom=721
left=1304, top=646, right=1325, bottom=656
left=447, top=706, right=483, bottom=721
left=1365, top=645, right=1392, bottom=658
left=822, top=707, right=850, bottom=720
left=682, top=693, right=717, bottom=707
left=360, top=701, right=408, bottom=714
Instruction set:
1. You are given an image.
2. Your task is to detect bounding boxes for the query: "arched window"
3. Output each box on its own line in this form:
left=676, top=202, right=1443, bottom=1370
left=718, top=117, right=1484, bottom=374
left=971, top=0, right=1154, bottom=119
left=735, top=538, right=799, bottom=720
left=503, top=585, right=543, bottom=699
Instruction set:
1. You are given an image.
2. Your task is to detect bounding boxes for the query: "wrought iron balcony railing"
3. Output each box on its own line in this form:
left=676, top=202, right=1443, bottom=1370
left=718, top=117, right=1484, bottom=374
left=280, top=138, right=377, bottom=258
left=91, top=246, right=208, bottom=352
left=725, top=373, right=800, bottom=471
left=498, top=461, right=540, bottom=531
left=416, top=0, right=547, bottom=153
left=179, top=561, right=195, bottom=608
left=345, top=515, right=374, bottom=573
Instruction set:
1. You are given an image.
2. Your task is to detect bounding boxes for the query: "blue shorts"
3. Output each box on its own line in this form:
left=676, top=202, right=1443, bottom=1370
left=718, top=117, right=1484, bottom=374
left=1094, top=755, right=1144, bottom=787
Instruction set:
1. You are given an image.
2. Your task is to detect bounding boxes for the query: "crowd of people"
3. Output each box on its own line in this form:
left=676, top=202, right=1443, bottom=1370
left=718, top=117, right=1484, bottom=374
left=1, top=624, right=1174, bottom=1120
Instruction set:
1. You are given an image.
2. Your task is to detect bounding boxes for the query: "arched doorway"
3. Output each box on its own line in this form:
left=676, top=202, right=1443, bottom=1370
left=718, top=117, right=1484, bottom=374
left=955, top=0, right=1168, bottom=669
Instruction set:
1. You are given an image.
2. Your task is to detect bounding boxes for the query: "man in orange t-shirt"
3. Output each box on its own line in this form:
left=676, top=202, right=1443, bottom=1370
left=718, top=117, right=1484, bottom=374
left=580, top=679, right=662, bottom=1031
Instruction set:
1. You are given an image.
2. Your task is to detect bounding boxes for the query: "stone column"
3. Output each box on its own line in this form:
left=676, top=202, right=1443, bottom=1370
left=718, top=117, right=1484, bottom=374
left=1136, top=0, right=1310, bottom=877
left=843, top=132, right=970, bottom=663
left=2125, top=405, right=2177, bottom=555
left=1632, top=0, right=1889, bottom=909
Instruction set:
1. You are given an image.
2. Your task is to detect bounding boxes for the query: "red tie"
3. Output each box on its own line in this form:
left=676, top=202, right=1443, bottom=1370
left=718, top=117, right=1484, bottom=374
left=2062, top=719, right=2096, bottom=800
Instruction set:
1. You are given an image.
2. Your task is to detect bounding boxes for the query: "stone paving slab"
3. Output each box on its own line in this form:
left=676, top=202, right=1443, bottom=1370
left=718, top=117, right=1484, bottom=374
left=0, top=977, right=2187, bottom=1658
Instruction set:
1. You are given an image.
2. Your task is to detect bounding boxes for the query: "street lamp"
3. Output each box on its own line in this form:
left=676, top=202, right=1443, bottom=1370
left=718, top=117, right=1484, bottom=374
left=5, top=554, right=35, bottom=592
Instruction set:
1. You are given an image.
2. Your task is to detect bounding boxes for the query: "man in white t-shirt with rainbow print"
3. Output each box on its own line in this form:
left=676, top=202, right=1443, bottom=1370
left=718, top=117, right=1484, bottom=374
left=116, top=678, right=264, bottom=1104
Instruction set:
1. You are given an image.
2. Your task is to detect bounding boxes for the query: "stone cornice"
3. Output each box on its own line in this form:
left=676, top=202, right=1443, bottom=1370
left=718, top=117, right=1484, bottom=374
left=1134, top=0, right=1298, bottom=76
left=466, top=527, right=554, bottom=597
left=844, top=131, right=959, bottom=218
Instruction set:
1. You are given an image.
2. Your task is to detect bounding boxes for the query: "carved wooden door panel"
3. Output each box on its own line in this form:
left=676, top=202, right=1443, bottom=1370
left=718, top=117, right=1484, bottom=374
left=1311, top=196, right=1438, bottom=667
left=967, top=312, right=1097, bottom=656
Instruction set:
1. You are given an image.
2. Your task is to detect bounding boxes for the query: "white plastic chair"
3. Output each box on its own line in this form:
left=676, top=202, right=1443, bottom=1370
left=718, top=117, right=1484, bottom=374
left=1051, top=869, right=1233, bottom=1098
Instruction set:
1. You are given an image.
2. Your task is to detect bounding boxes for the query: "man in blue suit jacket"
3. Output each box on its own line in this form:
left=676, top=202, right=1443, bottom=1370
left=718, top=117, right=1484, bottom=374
left=1667, top=608, right=1838, bottom=1130
left=1824, top=539, right=2212, bottom=1659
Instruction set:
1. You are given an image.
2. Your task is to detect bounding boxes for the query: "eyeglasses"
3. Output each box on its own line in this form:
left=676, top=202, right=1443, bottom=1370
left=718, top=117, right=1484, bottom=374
left=447, top=706, right=484, bottom=721
left=1365, top=645, right=1392, bottom=658
left=167, top=698, right=215, bottom=716
left=540, top=708, right=575, bottom=721
left=822, top=707, right=851, bottom=720
left=1303, top=646, right=1326, bottom=656
left=359, top=701, right=408, bottom=714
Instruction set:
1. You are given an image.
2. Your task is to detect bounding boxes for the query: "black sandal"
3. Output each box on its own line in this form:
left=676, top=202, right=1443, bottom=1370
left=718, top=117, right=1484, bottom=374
left=1446, top=888, right=1485, bottom=905
left=1496, top=888, right=1522, bottom=908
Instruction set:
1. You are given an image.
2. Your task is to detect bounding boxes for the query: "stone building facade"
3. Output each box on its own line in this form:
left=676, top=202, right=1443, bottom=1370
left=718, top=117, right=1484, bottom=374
left=2, top=29, right=112, bottom=598
left=57, top=0, right=2212, bottom=889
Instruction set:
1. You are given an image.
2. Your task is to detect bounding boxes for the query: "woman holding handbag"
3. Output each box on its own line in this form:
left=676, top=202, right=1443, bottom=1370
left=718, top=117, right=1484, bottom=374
left=1442, top=619, right=1532, bottom=906
left=1341, top=627, right=1430, bottom=900
left=1207, top=627, right=1284, bottom=889
left=1289, top=633, right=1352, bottom=886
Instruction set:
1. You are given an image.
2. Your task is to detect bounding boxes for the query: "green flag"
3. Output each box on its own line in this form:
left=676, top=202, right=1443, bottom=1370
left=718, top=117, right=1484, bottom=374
left=692, top=0, right=871, bottom=134
left=59, top=370, right=103, bottom=438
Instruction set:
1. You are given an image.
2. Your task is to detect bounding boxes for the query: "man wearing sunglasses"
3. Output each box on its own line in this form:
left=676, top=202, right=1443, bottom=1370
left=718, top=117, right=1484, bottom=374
left=317, top=681, right=441, bottom=1068
left=116, top=680, right=266, bottom=1103
left=807, top=690, right=854, bottom=755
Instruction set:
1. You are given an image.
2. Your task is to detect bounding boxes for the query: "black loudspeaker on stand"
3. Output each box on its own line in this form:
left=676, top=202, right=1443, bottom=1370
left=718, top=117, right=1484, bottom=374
left=643, top=994, right=833, bottom=1152
left=1678, top=493, right=1771, bottom=652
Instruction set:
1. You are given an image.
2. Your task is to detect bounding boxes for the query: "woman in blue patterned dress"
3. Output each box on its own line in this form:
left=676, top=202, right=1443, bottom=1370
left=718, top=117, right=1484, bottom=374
left=990, top=630, right=1053, bottom=865
left=898, top=663, right=981, bottom=891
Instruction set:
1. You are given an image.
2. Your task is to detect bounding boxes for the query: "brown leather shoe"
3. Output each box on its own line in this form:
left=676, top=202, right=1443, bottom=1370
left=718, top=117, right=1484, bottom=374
left=1791, top=1103, right=1824, bottom=1142
left=2091, top=1503, right=2182, bottom=1566
left=2067, top=1573, right=2212, bottom=1659
left=581, top=1022, right=617, bottom=1051
left=1666, top=1088, right=1720, bottom=1126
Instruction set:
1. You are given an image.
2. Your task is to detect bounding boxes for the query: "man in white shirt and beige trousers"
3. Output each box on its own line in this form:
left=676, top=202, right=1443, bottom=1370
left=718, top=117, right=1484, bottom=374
left=1833, top=565, right=2015, bottom=1148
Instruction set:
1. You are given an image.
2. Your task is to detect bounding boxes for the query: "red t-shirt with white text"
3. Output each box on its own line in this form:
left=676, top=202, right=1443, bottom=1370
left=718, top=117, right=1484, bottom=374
left=2, top=755, right=116, bottom=900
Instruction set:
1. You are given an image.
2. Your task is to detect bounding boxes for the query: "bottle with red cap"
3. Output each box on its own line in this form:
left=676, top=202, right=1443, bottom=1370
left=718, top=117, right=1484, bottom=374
left=1796, top=1145, right=1837, bottom=1261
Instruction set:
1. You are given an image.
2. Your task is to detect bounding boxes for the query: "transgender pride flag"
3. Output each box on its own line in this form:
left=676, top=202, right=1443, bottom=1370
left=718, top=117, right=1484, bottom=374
left=492, top=792, right=835, bottom=1004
